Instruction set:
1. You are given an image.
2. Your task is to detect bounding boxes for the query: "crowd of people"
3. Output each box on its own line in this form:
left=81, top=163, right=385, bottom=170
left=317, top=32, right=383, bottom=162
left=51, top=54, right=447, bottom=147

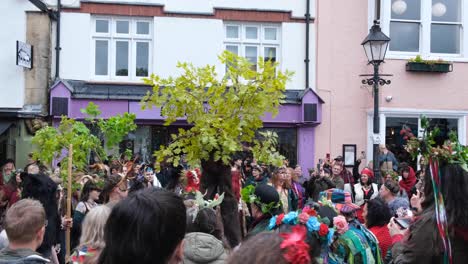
left=0, top=141, right=466, bottom=264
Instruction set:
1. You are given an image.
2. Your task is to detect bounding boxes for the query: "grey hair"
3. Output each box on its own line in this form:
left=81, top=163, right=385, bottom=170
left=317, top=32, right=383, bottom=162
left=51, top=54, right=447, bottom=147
left=79, top=205, right=111, bottom=249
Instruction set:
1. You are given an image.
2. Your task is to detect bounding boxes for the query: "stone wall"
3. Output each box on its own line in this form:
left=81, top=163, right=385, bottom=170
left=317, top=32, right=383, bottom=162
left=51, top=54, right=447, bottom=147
left=25, top=12, right=51, bottom=114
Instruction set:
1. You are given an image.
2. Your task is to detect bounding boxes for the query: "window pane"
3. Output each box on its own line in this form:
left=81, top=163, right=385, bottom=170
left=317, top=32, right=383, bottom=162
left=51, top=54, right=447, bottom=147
left=225, top=45, right=238, bottom=74
left=385, top=117, right=419, bottom=167
left=245, top=27, right=258, bottom=39
left=428, top=118, right=458, bottom=146
left=431, top=24, right=460, bottom=53
left=391, top=0, right=420, bottom=20
left=226, top=25, right=239, bottom=38
left=246, top=46, right=257, bottom=70
left=389, top=22, right=420, bottom=52
left=432, top=0, right=460, bottom=22
left=95, top=40, right=108, bottom=75
left=226, top=45, right=238, bottom=55
left=264, top=28, right=277, bottom=40
left=264, top=47, right=276, bottom=62
left=259, top=128, right=297, bottom=167
left=96, top=20, right=109, bottom=33
left=137, top=22, right=150, bottom=34
left=116, top=41, right=129, bottom=76
left=136, top=42, right=149, bottom=77
left=116, top=21, right=129, bottom=34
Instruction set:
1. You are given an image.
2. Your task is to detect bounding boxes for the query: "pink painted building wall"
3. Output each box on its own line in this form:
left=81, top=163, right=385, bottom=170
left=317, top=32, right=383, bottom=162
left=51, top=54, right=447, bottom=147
left=314, top=0, right=468, bottom=165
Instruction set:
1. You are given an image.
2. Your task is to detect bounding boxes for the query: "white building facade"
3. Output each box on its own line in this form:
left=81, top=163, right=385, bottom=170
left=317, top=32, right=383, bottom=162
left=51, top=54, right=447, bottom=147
left=0, top=0, right=52, bottom=167
left=50, top=0, right=323, bottom=171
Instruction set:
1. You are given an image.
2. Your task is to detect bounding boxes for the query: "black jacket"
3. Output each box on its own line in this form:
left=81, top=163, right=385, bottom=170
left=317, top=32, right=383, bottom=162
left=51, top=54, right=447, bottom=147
left=306, top=176, right=335, bottom=202
left=21, top=173, right=60, bottom=253
left=389, top=209, right=468, bottom=264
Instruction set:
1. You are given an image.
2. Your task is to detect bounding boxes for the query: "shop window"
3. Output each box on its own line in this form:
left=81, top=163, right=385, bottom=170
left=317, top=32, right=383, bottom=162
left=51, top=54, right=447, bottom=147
left=259, top=128, right=297, bottom=166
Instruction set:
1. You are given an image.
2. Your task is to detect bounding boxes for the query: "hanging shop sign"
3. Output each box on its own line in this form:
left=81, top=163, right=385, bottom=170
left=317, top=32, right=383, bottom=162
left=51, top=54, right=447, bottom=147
left=16, top=41, right=33, bottom=69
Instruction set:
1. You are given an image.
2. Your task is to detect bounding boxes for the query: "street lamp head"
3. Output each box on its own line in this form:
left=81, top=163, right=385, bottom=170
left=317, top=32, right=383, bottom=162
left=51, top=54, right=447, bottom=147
left=361, top=20, right=391, bottom=65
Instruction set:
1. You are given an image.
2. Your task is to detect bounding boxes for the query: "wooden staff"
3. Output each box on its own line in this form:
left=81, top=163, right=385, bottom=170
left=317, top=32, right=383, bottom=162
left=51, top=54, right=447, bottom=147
left=66, top=144, right=73, bottom=260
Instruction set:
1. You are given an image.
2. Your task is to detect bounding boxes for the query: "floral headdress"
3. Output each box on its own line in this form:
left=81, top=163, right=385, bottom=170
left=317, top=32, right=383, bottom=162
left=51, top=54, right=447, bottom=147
left=279, top=226, right=311, bottom=264
left=267, top=207, right=336, bottom=246
left=241, top=185, right=281, bottom=214
left=381, top=169, right=398, bottom=181
left=403, top=116, right=468, bottom=264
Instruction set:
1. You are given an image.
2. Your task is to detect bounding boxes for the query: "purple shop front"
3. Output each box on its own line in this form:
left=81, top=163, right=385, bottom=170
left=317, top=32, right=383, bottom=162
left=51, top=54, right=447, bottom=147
left=50, top=80, right=324, bottom=173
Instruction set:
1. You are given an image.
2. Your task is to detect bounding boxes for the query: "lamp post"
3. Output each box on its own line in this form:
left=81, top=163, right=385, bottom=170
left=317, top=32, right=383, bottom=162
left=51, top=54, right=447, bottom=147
left=361, top=20, right=391, bottom=185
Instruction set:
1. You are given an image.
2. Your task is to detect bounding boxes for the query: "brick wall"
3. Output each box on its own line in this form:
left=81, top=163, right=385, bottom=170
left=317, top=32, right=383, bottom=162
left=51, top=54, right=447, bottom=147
left=64, top=2, right=308, bottom=23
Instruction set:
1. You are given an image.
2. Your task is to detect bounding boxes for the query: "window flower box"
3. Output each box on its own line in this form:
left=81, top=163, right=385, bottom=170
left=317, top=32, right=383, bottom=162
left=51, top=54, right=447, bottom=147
left=406, top=56, right=453, bottom=73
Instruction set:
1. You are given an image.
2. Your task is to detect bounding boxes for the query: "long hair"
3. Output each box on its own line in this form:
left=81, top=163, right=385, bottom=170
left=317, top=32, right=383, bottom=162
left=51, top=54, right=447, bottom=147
left=79, top=205, right=111, bottom=249
left=80, top=181, right=99, bottom=202
left=406, top=163, right=468, bottom=259
left=165, top=165, right=183, bottom=191
left=422, top=163, right=468, bottom=228
left=98, top=188, right=186, bottom=264
left=271, top=168, right=287, bottom=188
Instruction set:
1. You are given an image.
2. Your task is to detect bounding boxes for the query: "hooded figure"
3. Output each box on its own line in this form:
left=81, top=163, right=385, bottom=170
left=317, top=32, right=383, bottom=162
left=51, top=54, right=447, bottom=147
left=21, top=173, right=60, bottom=257
left=183, top=233, right=227, bottom=264
left=183, top=208, right=228, bottom=264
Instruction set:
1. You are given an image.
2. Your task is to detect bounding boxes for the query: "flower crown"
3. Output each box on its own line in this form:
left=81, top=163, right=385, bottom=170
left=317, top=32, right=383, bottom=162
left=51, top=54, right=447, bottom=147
left=267, top=207, right=336, bottom=246
left=381, top=169, right=399, bottom=181
left=403, top=116, right=468, bottom=171
left=240, top=185, right=281, bottom=214
left=279, top=226, right=311, bottom=264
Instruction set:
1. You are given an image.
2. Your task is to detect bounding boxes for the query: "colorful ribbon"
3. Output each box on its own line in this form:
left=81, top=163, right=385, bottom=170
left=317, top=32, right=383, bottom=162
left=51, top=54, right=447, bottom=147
left=429, top=158, right=452, bottom=264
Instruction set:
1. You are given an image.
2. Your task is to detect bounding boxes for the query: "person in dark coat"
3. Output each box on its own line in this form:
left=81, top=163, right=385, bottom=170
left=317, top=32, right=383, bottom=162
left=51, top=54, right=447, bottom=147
left=305, top=167, right=335, bottom=202
left=21, top=172, right=60, bottom=259
left=387, top=163, right=468, bottom=263
left=244, top=184, right=282, bottom=239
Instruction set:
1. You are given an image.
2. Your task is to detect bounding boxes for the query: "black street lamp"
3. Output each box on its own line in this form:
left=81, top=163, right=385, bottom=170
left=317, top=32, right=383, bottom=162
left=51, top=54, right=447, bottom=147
left=361, top=20, right=391, bottom=185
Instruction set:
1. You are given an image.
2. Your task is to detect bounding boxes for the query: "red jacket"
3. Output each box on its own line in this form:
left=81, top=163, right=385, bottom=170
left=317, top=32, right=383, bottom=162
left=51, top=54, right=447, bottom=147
left=231, top=169, right=241, bottom=201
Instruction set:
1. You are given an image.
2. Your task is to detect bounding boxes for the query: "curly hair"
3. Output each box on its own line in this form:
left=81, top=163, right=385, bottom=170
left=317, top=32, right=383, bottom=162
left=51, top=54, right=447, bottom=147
left=365, top=197, right=391, bottom=228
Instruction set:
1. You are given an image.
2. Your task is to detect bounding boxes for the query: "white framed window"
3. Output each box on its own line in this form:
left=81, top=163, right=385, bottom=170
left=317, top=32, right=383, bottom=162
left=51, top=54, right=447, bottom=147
left=224, top=23, right=281, bottom=71
left=91, top=17, right=152, bottom=81
left=379, top=0, right=468, bottom=60
left=366, top=108, right=467, bottom=168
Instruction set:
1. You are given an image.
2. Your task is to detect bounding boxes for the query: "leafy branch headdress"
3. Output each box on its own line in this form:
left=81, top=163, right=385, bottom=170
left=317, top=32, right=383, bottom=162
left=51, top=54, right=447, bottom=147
left=403, top=116, right=468, bottom=264
left=240, top=185, right=281, bottom=214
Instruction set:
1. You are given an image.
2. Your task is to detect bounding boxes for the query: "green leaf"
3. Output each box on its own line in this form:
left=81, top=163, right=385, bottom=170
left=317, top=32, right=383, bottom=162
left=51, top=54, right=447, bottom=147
left=141, top=51, right=293, bottom=167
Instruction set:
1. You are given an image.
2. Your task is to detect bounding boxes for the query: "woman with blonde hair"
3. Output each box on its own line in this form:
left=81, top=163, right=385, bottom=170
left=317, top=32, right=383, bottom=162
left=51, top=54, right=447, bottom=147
left=269, top=167, right=297, bottom=213
left=71, top=205, right=111, bottom=264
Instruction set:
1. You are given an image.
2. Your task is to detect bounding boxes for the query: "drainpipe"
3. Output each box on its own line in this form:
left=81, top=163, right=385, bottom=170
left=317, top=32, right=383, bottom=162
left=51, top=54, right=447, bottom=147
left=305, top=0, right=311, bottom=89
left=375, top=0, right=381, bottom=21
left=55, top=0, right=61, bottom=79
